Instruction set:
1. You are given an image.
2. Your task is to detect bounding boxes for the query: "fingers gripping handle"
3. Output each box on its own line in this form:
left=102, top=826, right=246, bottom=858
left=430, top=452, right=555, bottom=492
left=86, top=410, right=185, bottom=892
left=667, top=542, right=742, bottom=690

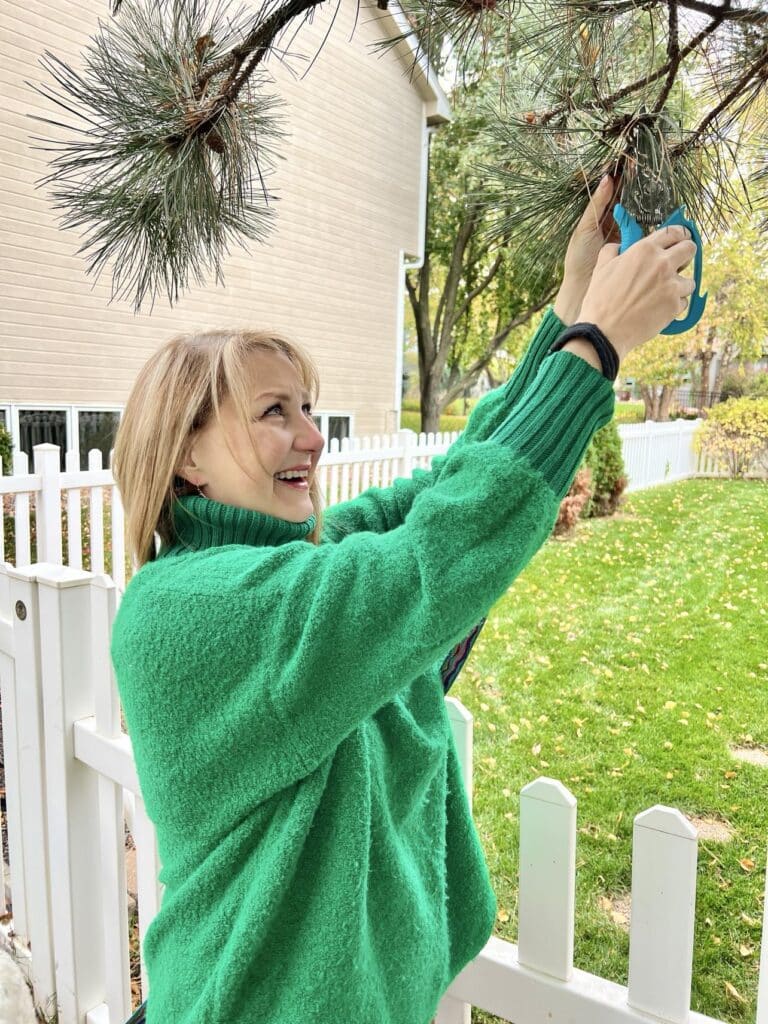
left=614, top=203, right=708, bottom=335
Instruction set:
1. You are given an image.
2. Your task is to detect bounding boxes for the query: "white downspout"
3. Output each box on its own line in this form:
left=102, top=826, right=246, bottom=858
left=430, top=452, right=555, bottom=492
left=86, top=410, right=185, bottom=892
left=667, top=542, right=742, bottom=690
left=394, top=116, right=437, bottom=422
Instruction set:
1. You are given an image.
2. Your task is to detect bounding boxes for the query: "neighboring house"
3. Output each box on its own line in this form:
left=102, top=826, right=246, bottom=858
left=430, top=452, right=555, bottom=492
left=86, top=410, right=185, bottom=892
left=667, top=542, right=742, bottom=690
left=0, top=0, right=449, bottom=470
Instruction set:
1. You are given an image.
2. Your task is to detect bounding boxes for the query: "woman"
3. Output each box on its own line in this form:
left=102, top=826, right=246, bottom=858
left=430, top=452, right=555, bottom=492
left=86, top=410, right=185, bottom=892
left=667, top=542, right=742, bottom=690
left=111, top=177, right=696, bottom=1024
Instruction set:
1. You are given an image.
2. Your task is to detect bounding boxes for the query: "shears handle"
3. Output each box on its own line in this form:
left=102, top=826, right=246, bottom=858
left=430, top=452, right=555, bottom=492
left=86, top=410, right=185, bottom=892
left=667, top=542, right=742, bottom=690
left=614, top=203, right=707, bottom=335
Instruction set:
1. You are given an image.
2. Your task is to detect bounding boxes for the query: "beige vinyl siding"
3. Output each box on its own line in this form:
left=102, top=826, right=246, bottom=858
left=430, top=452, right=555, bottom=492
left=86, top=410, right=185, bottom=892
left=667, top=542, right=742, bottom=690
left=0, top=0, right=429, bottom=436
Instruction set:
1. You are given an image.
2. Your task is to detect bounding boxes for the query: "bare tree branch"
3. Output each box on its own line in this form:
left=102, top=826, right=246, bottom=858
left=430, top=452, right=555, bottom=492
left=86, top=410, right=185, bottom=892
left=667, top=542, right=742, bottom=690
left=449, top=252, right=504, bottom=331
left=440, top=289, right=556, bottom=409
left=652, top=0, right=681, bottom=113
left=675, top=39, right=768, bottom=155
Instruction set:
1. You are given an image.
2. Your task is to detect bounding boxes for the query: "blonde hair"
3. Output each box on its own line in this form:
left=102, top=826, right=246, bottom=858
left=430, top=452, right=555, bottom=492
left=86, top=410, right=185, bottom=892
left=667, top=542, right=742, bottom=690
left=112, top=329, right=323, bottom=569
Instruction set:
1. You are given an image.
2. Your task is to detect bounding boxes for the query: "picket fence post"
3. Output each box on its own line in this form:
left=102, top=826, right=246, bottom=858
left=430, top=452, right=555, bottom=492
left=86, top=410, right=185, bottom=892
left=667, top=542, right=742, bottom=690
left=518, top=777, right=577, bottom=980
left=627, top=806, right=698, bottom=1023
left=2, top=563, right=58, bottom=1012
left=11, top=451, right=32, bottom=566
left=756, top=856, right=768, bottom=1024
left=88, top=571, right=133, bottom=1021
left=34, top=444, right=63, bottom=565
left=438, top=696, right=474, bottom=1024
left=21, top=563, right=113, bottom=1022
left=397, top=428, right=417, bottom=481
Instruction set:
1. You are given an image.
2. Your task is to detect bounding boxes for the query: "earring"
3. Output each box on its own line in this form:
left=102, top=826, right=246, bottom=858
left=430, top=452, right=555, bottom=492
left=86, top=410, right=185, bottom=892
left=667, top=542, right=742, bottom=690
left=196, top=483, right=207, bottom=499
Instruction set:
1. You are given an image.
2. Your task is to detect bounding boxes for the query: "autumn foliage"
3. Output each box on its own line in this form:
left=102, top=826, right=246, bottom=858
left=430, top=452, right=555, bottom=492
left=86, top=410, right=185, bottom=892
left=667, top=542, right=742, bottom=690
left=694, top=398, right=768, bottom=479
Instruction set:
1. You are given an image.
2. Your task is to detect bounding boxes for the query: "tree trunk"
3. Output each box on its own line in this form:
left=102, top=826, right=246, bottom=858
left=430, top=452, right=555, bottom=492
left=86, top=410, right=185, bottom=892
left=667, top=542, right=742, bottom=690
left=698, top=325, right=716, bottom=406
left=639, top=384, right=663, bottom=421
left=711, top=341, right=734, bottom=402
left=659, top=385, right=673, bottom=421
left=419, top=375, right=443, bottom=434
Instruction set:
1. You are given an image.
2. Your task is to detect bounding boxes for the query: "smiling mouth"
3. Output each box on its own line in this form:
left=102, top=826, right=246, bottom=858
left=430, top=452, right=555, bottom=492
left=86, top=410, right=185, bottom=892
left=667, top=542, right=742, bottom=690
left=275, top=477, right=309, bottom=490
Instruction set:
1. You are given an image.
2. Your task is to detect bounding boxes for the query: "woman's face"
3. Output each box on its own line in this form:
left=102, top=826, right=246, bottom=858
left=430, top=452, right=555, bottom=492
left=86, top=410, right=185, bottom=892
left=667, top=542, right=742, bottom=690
left=179, top=349, right=325, bottom=522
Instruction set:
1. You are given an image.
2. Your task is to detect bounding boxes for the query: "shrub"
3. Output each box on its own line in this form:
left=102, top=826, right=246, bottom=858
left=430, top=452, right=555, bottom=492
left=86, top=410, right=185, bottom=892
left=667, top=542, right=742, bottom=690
left=583, top=420, right=628, bottom=518
left=2, top=489, right=119, bottom=575
left=694, top=397, right=768, bottom=477
left=745, top=372, right=768, bottom=399
left=614, top=401, right=645, bottom=424
left=554, top=467, right=593, bottom=537
left=720, top=370, right=747, bottom=401
left=399, top=411, right=468, bottom=434
left=669, top=407, right=701, bottom=421
left=0, top=423, right=12, bottom=476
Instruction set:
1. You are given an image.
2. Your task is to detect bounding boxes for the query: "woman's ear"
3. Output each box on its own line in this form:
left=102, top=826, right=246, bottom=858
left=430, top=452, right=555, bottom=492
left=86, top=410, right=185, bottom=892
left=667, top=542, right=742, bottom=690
left=175, top=439, right=204, bottom=488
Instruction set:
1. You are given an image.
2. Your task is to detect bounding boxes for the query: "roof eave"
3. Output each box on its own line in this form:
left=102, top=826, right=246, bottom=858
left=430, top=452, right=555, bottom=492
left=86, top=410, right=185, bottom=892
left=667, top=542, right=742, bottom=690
left=373, top=1, right=452, bottom=124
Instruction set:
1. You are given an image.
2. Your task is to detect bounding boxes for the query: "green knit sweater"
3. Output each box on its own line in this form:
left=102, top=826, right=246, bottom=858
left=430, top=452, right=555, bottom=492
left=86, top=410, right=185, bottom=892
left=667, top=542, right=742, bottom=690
left=110, top=309, right=614, bottom=1024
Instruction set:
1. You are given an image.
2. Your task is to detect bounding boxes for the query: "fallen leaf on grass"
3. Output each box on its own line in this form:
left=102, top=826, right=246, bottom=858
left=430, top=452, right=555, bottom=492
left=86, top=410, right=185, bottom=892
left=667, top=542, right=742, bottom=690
left=724, top=981, right=747, bottom=1005
left=739, top=858, right=755, bottom=872
left=497, top=908, right=510, bottom=924
left=740, top=912, right=760, bottom=927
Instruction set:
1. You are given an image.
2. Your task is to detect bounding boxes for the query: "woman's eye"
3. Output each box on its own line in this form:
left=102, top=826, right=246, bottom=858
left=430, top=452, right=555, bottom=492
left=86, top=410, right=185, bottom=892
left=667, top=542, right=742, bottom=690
left=258, top=401, right=312, bottom=419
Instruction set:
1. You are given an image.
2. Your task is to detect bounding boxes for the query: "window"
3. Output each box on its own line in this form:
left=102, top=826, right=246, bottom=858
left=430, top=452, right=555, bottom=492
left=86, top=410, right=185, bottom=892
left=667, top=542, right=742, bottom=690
left=329, top=416, right=350, bottom=444
left=19, top=408, right=68, bottom=470
left=3, top=405, right=123, bottom=473
left=312, top=412, right=353, bottom=445
left=78, top=410, right=121, bottom=470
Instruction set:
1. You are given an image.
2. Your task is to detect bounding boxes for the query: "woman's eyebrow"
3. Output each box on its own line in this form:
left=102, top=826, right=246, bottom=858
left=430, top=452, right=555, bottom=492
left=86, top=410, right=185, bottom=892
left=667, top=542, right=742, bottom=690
left=255, top=390, right=311, bottom=403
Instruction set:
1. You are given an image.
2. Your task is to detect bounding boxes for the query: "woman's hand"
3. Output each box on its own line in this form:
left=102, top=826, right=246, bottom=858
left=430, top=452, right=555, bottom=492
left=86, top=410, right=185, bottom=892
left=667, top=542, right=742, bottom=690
left=578, top=225, right=697, bottom=361
left=554, top=174, right=621, bottom=325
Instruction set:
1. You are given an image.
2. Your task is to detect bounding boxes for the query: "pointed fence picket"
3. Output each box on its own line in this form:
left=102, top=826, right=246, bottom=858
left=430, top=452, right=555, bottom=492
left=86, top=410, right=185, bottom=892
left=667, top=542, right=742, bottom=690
left=0, top=560, right=765, bottom=1024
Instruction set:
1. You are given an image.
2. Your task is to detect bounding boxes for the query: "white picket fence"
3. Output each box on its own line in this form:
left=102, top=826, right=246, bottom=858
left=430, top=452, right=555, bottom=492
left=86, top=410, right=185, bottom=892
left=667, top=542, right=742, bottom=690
left=1, top=562, right=766, bottom=1024
left=619, top=419, right=726, bottom=492
left=0, top=420, right=732, bottom=589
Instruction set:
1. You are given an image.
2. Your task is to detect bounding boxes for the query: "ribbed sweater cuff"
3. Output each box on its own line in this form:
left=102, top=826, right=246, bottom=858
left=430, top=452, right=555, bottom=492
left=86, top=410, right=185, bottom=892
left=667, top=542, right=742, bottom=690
left=501, top=306, right=565, bottom=403
left=488, top=350, right=615, bottom=500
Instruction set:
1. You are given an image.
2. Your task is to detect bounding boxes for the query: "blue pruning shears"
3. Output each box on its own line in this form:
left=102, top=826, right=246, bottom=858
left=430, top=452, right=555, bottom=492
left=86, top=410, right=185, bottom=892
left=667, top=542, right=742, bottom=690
left=613, top=203, right=707, bottom=335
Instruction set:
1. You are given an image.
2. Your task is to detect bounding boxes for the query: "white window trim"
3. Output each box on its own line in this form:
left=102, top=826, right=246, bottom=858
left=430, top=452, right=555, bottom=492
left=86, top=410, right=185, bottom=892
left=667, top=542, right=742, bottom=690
left=313, top=410, right=354, bottom=444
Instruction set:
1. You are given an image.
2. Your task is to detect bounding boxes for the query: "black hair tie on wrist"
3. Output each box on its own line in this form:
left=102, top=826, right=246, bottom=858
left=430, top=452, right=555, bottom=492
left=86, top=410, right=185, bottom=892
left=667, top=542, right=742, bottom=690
left=548, top=323, right=620, bottom=382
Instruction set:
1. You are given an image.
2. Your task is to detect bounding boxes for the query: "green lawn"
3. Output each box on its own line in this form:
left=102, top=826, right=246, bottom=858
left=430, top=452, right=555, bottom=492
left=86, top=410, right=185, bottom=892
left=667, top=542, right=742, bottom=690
left=449, top=479, right=768, bottom=1024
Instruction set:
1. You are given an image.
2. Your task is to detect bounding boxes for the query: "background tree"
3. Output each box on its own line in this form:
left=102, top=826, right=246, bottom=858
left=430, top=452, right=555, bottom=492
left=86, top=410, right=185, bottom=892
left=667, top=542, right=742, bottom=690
left=406, top=74, right=557, bottom=432
left=685, top=215, right=768, bottom=403
left=621, top=334, right=689, bottom=421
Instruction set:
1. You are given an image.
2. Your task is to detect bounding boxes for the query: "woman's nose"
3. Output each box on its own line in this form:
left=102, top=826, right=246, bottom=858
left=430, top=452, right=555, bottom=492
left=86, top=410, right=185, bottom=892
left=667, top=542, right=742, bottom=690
left=298, top=420, right=325, bottom=453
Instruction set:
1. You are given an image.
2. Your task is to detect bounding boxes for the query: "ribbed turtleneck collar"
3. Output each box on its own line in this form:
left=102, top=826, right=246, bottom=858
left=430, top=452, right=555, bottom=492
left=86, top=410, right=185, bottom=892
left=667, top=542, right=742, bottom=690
left=158, top=494, right=316, bottom=557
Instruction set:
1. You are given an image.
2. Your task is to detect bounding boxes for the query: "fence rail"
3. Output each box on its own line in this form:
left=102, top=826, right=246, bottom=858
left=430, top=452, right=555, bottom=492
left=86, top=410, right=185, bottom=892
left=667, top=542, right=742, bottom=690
left=1, top=563, right=766, bottom=1024
left=0, top=419, right=743, bottom=589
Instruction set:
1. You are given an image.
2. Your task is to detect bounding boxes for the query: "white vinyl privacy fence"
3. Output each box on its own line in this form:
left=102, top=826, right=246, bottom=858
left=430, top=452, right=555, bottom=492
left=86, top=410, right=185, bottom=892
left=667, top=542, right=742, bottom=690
left=0, top=562, right=766, bottom=1024
left=0, top=420, right=727, bottom=585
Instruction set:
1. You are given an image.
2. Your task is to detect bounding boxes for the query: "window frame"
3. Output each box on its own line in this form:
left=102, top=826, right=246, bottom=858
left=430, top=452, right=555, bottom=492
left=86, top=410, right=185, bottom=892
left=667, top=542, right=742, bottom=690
left=312, top=410, right=354, bottom=447
left=0, top=403, right=125, bottom=472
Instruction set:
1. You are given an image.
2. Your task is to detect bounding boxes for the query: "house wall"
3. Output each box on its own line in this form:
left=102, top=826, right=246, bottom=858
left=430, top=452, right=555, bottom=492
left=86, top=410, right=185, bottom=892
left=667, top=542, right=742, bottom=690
left=0, top=0, right=428, bottom=456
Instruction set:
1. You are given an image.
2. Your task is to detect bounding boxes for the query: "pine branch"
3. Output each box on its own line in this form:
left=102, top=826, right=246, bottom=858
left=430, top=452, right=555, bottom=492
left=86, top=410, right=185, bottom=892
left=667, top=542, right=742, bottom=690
left=33, top=0, right=330, bottom=310
left=539, top=13, right=725, bottom=125
left=166, top=0, right=328, bottom=148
